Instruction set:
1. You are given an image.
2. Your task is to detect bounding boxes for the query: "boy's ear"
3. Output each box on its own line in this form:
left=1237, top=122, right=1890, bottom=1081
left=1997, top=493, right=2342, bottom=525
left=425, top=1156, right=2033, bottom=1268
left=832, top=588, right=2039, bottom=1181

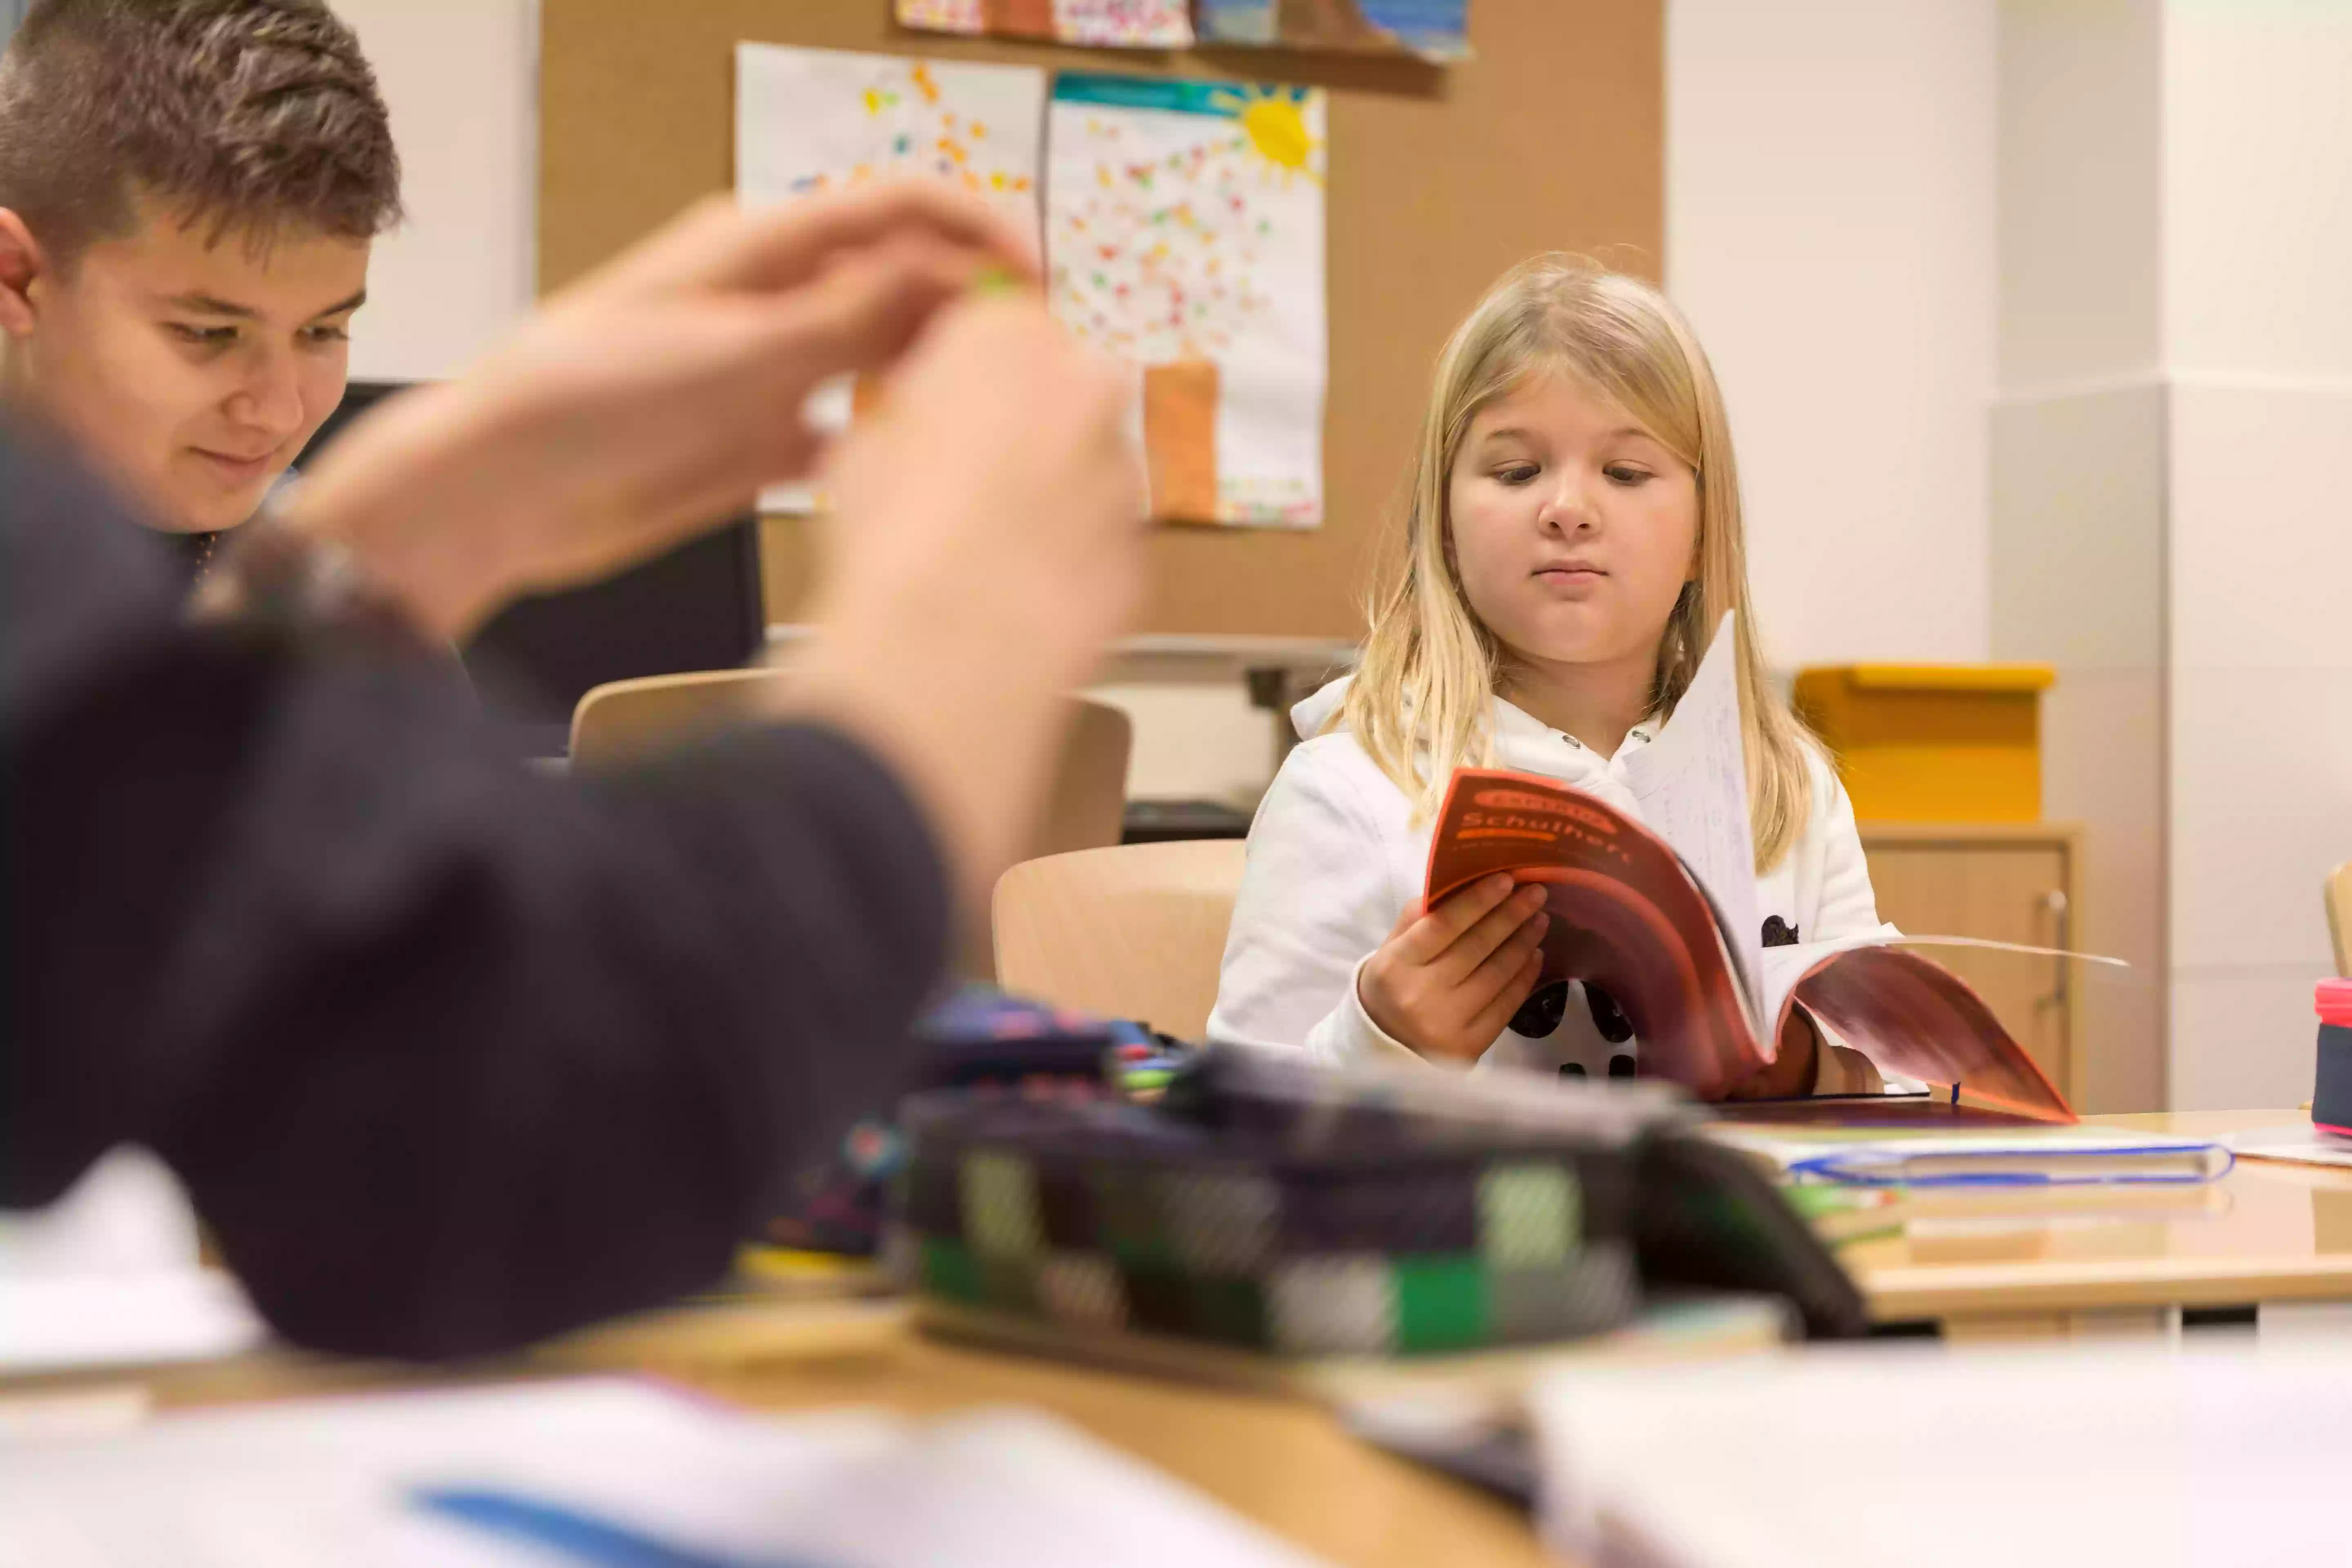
left=0, top=209, right=47, bottom=339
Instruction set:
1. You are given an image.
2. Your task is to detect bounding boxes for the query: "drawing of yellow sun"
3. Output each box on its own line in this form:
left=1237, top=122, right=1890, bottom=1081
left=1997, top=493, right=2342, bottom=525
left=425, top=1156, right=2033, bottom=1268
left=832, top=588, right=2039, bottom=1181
left=1209, top=86, right=1323, bottom=183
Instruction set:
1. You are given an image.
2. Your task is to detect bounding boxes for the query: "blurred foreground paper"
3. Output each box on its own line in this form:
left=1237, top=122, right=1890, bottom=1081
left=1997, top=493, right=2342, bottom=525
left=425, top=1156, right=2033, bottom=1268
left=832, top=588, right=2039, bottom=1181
left=735, top=43, right=1048, bottom=514
left=1532, top=1348, right=2352, bottom=1566
left=0, top=1379, right=1330, bottom=1567
left=1048, top=74, right=1327, bottom=528
left=0, top=1270, right=264, bottom=1376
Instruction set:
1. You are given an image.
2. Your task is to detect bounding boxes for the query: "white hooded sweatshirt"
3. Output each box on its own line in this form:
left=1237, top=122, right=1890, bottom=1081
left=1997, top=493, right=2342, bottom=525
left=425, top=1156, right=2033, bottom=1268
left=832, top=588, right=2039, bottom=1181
left=1206, top=677, right=1893, bottom=1089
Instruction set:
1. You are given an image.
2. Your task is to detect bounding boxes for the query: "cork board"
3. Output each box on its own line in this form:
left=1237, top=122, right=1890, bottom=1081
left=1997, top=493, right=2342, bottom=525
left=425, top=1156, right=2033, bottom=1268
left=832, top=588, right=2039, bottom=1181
left=540, top=0, right=1663, bottom=638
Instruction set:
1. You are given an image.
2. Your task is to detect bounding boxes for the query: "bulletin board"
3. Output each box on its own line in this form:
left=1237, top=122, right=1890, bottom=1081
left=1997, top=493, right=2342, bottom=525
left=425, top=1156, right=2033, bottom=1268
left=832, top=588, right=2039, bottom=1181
left=539, top=0, right=1663, bottom=639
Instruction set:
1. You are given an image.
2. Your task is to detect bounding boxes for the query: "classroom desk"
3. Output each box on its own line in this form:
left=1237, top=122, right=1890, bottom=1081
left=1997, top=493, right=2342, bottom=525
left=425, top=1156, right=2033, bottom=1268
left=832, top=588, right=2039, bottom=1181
left=10, top=1298, right=1552, bottom=1568
left=13, top=1109, right=2346, bottom=1564
left=1840, top=1109, right=2352, bottom=1339
left=683, top=1308, right=1554, bottom=1568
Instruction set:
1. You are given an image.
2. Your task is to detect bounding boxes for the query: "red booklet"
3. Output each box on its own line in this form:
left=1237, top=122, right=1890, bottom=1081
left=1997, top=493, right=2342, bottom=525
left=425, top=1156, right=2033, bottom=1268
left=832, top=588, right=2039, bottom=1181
left=1424, top=767, right=2076, bottom=1123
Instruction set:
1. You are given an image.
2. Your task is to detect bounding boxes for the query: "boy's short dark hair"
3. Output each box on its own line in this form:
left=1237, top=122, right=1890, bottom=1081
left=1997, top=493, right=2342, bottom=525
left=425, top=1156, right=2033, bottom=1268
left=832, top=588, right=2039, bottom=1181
left=0, top=0, right=402, bottom=268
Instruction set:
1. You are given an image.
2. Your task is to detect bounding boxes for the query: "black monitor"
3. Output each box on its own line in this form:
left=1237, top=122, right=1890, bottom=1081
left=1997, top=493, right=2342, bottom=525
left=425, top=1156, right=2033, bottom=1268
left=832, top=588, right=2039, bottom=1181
left=307, top=381, right=767, bottom=757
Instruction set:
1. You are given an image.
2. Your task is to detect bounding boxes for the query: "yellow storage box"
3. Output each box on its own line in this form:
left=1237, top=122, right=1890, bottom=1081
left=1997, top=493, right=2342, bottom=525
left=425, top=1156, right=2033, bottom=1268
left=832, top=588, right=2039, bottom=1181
left=1791, top=665, right=2056, bottom=824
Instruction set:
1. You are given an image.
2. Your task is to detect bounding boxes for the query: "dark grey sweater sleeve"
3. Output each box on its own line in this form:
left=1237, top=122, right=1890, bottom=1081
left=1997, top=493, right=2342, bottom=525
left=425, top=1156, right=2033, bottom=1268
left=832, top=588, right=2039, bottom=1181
left=0, top=429, right=949, bottom=1359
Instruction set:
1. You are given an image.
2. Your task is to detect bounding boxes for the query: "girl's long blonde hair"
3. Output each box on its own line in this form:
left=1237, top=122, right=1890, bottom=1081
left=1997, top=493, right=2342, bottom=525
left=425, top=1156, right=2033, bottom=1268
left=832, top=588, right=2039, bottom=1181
left=1341, top=254, right=1816, bottom=872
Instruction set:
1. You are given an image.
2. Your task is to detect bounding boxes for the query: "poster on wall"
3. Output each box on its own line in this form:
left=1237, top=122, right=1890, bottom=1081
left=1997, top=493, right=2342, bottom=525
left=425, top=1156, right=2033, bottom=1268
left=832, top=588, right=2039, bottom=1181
left=735, top=42, right=1048, bottom=512
left=1046, top=74, right=1327, bottom=529
left=1196, top=0, right=1471, bottom=63
left=896, top=0, right=1193, bottom=50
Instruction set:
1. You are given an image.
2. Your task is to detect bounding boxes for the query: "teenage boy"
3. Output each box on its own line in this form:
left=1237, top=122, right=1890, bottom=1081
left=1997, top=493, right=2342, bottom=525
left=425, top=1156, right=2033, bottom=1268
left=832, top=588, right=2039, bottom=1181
left=0, top=0, right=399, bottom=560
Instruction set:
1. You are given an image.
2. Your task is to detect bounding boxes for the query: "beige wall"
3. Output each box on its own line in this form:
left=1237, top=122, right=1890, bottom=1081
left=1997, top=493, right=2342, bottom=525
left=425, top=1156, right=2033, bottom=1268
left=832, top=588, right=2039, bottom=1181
left=2162, top=4, right=2352, bottom=1110
left=1990, top=0, right=2166, bottom=1112
left=1993, top=0, right=2352, bottom=1111
left=1667, top=0, right=1997, bottom=672
left=339, top=0, right=539, bottom=384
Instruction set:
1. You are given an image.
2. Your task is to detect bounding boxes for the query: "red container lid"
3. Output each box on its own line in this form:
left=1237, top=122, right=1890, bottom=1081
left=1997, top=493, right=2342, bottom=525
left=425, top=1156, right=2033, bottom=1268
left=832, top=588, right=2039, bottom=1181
left=2321, top=980, right=2352, bottom=1028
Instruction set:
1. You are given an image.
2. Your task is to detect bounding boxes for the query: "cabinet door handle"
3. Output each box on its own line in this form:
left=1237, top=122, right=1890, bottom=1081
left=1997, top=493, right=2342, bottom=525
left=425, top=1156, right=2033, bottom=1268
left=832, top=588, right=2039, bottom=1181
left=2036, top=890, right=2071, bottom=1013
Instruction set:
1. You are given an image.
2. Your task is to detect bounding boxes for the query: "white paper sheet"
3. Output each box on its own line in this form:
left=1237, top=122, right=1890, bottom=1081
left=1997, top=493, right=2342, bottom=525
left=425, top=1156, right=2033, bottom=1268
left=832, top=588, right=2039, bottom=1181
left=1532, top=1347, right=2352, bottom=1568
left=0, top=1379, right=1327, bottom=1568
left=1047, top=75, right=1327, bottom=528
left=1617, top=614, right=1765, bottom=1023
left=735, top=44, right=1049, bottom=513
left=1621, top=619, right=2132, bottom=1047
left=2225, top=1123, right=2352, bottom=1168
left=0, top=1270, right=265, bottom=1376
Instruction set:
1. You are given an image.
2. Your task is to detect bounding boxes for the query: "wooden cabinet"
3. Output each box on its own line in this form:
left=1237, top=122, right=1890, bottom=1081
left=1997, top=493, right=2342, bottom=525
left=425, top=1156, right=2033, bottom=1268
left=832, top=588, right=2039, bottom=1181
left=1859, top=824, right=2083, bottom=1105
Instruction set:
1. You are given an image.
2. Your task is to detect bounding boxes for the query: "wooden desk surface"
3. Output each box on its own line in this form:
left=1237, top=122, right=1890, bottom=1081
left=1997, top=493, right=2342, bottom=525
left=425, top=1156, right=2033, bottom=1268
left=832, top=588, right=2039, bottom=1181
left=36, top=1299, right=1548, bottom=1568
left=1842, top=1109, right=2352, bottom=1324
left=689, top=1312, right=1551, bottom=1568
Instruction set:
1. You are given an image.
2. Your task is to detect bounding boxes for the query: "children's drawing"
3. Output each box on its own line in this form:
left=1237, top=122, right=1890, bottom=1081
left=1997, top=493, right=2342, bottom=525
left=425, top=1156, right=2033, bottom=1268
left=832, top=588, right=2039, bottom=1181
left=736, top=43, right=1045, bottom=223
left=1197, top=0, right=1472, bottom=63
left=1047, top=74, right=1327, bottom=528
left=736, top=44, right=1048, bottom=513
left=897, top=0, right=1194, bottom=50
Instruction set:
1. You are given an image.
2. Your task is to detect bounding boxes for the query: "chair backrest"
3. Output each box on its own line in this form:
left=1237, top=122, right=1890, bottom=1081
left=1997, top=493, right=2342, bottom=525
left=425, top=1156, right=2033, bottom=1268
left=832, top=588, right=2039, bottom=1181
left=992, top=838, right=1251, bottom=1042
left=573, top=673, right=1136, bottom=979
left=1033, top=699, right=1134, bottom=860
left=575, top=675, right=1133, bottom=855
left=2329, top=861, right=2352, bottom=978
left=570, top=668, right=781, bottom=766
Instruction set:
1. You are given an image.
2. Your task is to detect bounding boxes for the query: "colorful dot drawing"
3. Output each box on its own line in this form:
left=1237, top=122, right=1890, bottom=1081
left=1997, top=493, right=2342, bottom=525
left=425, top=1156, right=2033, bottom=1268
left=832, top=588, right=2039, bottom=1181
left=739, top=44, right=1044, bottom=233
left=1048, top=76, right=1327, bottom=529
left=1051, top=85, right=1323, bottom=363
left=736, top=43, right=1049, bottom=516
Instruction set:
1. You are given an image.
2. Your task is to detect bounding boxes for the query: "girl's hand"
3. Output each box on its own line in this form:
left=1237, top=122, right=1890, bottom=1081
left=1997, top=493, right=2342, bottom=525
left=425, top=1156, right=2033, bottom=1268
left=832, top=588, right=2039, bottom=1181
left=1719, top=1009, right=1822, bottom=1100
left=1358, top=875, right=1550, bottom=1063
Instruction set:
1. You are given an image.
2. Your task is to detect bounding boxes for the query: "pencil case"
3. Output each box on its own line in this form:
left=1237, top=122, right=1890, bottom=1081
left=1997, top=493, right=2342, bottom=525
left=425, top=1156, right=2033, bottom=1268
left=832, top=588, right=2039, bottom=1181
left=889, top=1047, right=1869, bottom=1356
left=766, top=987, right=1163, bottom=1255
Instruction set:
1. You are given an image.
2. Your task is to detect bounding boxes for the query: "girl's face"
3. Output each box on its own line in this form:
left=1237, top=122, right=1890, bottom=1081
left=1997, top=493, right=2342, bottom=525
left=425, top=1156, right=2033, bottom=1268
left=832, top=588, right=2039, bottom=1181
left=1446, top=369, right=1699, bottom=680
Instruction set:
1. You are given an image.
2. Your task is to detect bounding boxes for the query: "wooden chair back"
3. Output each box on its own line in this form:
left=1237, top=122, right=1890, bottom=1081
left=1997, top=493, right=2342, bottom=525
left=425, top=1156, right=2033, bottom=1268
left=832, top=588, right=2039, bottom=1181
left=573, top=672, right=1135, bottom=979
left=571, top=668, right=780, bottom=766
left=991, top=838, right=1250, bottom=1041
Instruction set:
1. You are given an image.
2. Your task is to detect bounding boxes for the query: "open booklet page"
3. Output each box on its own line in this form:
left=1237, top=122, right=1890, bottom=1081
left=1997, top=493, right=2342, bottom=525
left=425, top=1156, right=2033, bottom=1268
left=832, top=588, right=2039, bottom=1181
left=1421, top=609, right=2079, bottom=1118
left=1615, top=613, right=1766, bottom=1017
left=1778, top=946, right=2073, bottom=1119
left=1423, top=773, right=2075, bottom=1118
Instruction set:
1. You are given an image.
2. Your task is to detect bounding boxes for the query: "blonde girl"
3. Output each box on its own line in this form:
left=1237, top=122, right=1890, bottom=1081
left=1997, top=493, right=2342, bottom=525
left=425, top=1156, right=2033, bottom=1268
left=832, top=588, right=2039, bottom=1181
left=1207, top=256, right=1888, bottom=1096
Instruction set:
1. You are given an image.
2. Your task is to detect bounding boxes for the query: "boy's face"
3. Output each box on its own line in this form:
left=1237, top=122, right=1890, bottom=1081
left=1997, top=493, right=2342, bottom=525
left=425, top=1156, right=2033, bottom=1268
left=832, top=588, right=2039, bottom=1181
left=1, top=194, right=370, bottom=533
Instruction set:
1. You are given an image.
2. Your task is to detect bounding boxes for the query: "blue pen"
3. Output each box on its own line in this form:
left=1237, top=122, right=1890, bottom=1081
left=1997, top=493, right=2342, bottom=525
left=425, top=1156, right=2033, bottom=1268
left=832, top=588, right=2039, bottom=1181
left=412, top=1485, right=840, bottom=1568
